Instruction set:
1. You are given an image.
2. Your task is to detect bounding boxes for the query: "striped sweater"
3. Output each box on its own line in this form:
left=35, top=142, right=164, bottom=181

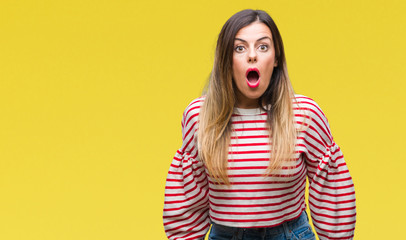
left=163, top=95, right=356, bottom=240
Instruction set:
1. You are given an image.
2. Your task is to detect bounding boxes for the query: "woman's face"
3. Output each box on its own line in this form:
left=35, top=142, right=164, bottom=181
left=232, top=22, right=277, bottom=108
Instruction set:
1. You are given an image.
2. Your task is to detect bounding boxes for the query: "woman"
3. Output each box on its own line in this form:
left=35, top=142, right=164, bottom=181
left=163, top=9, right=356, bottom=240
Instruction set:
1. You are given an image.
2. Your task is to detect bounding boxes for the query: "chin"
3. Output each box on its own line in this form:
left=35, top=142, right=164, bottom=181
left=247, top=95, right=262, bottom=100
left=247, top=90, right=266, bottom=99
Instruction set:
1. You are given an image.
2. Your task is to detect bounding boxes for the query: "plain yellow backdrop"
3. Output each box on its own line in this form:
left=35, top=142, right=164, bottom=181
left=1, top=0, right=405, bottom=239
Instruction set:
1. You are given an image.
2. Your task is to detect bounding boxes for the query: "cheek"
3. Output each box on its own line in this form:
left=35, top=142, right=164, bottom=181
left=232, top=56, right=245, bottom=74
left=263, top=56, right=276, bottom=75
left=265, top=54, right=276, bottom=65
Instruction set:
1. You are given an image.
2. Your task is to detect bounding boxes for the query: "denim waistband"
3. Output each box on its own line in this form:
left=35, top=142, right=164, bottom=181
left=210, top=211, right=309, bottom=236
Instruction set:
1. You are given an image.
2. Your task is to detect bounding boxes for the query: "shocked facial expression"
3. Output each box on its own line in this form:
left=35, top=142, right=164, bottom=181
left=232, top=22, right=277, bottom=108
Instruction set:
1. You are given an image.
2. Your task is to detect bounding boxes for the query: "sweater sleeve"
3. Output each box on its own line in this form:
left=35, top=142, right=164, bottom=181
left=301, top=98, right=356, bottom=240
left=163, top=99, right=210, bottom=240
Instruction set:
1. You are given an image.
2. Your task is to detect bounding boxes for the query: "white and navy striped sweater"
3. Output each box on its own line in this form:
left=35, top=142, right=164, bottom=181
left=163, top=95, right=356, bottom=240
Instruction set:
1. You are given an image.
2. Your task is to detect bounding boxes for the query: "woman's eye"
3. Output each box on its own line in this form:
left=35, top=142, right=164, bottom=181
left=235, top=46, right=245, bottom=52
left=259, top=45, right=268, bottom=51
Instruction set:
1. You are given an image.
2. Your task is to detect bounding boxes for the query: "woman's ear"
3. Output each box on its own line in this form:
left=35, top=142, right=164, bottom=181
left=274, top=58, right=278, bottom=67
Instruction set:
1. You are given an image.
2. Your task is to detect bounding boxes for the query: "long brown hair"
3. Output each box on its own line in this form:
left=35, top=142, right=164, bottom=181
left=198, top=9, right=297, bottom=185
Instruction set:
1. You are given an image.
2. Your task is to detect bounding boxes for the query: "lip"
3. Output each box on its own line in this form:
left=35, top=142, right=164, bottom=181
left=245, top=68, right=260, bottom=88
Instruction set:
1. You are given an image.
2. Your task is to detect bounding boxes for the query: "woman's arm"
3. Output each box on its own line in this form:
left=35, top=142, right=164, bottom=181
left=163, top=98, right=210, bottom=240
left=299, top=96, right=356, bottom=239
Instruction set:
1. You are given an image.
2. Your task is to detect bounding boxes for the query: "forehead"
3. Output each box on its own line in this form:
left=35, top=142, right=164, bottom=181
left=234, top=22, right=273, bottom=41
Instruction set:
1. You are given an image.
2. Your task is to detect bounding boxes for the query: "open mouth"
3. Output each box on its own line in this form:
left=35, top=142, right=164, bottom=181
left=246, top=68, right=260, bottom=88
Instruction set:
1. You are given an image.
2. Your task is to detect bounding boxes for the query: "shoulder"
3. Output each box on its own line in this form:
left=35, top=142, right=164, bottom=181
left=294, top=94, right=333, bottom=141
left=294, top=94, right=323, bottom=112
left=181, top=96, right=205, bottom=130
left=294, top=94, right=327, bottom=121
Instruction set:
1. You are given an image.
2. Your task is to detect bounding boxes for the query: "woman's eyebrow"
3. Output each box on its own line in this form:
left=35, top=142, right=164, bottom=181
left=257, top=36, right=272, bottom=42
left=234, top=36, right=272, bottom=43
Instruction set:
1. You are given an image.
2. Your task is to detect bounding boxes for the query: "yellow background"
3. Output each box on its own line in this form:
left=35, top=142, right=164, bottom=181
left=1, top=0, right=405, bottom=239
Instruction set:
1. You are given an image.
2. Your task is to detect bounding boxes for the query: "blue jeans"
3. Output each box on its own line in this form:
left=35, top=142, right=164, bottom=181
left=208, top=211, right=316, bottom=240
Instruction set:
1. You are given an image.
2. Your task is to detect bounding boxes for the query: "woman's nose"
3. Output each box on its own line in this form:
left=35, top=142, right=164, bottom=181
left=248, top=50, right=257, bottom=63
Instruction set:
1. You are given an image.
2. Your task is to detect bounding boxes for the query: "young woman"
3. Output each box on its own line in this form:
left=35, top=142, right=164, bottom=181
left=163, top=9, right=356, bottom=240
